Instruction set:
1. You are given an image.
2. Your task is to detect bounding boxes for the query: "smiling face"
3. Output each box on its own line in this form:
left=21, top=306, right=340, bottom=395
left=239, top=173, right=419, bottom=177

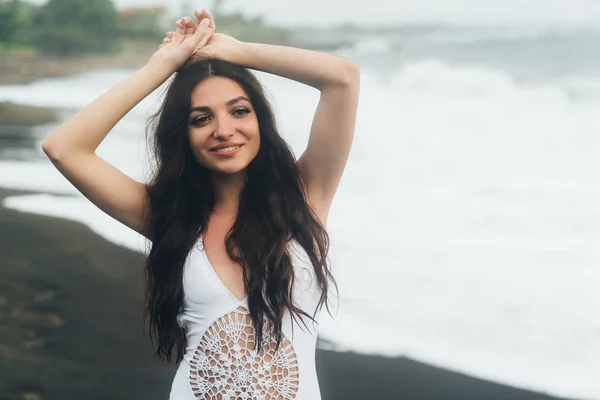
left=187, top=76, right=261, bottom=176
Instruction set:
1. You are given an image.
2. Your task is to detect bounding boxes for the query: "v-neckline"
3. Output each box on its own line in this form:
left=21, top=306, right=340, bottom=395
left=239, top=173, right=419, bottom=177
left=199, top=236, right=248, bottom=304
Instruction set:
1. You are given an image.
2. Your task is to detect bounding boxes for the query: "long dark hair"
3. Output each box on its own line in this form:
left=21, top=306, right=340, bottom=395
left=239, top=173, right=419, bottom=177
left=142, top=59, right=337, bottom=364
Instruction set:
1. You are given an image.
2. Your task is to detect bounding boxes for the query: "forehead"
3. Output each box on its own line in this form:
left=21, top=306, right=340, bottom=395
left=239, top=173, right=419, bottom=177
left=190, top=76, right=248, bottom=108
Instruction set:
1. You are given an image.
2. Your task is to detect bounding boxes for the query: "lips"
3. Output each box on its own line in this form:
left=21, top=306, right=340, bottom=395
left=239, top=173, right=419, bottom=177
left=209, top=143, right=242, bottom=151
left=210, top=145, right=243, bottom=154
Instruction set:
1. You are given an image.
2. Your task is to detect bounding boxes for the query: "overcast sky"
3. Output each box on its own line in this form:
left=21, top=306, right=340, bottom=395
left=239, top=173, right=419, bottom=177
left=30, top=0, right=600, bottom=26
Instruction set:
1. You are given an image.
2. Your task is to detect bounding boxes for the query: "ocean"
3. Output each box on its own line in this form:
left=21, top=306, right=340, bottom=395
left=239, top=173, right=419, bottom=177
left=1, top=24, right=599, bottom=399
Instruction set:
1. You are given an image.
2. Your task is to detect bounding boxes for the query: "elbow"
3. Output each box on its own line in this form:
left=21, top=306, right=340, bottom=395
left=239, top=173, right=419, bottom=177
left=41, top=139, right=61, bottom=162
left=41, top=139, right=55, bottom=158
left=42, top=138, right=94, bottom=163
left=42, top=139, right=94, bottom=163
left=319, top=61, right=360, bottom=92
left=41, top=138, right=74, bottom=163
left=339, top=60, right=360, bottom=87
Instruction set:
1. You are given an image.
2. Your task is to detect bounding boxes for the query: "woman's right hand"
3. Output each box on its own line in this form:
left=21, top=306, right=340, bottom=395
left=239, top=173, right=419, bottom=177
left=149, top=10, right=215, bottom=72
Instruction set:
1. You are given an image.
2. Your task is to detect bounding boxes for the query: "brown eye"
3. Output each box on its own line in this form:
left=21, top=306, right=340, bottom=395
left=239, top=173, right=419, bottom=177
left=192, top=116, right=210, bottom=125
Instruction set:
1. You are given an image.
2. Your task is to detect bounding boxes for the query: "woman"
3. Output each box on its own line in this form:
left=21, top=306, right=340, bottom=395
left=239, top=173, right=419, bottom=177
left=41, top=8, right=359, bottom=400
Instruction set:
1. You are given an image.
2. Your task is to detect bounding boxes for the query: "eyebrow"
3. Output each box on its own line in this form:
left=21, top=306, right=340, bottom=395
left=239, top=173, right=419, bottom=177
left=189, top=96, right=250, bottom=113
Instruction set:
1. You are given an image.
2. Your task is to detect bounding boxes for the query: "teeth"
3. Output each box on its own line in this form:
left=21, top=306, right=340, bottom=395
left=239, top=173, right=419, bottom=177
left=214, top=145, right=240, bottom=153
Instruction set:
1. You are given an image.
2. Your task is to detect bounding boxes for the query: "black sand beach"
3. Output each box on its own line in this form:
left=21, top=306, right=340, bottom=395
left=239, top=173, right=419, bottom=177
left=0, top=186, right=575, bottom=400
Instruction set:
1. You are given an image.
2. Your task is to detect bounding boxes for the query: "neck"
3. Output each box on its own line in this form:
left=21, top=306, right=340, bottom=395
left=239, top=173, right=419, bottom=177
left=210, top=170, right=246, bottom=215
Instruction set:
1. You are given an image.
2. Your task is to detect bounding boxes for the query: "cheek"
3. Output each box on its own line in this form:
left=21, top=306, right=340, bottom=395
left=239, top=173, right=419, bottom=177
left=248, top=121, right=261, bottom=150
left=251, top=128, right=260, bottom=148
left=248, top=132, right=261, bottom=159
left=188, top=130, right=210, bottom=163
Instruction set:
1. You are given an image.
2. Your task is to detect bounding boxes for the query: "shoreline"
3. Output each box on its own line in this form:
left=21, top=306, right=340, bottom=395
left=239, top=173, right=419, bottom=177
left=0, top=187, right=576, bottom=400
left=0, top=102, right=59, bottom=127
left=0, top=35, right=341, bottom=88
left=0, top=48, right=152, bottom=86
left=0, top=48, right=152, bottom=127
left=0, top=51, right=146, bottom=127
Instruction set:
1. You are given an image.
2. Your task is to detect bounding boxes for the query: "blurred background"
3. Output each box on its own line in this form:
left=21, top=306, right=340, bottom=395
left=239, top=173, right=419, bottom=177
left=1, top=0, right=599, bottom=399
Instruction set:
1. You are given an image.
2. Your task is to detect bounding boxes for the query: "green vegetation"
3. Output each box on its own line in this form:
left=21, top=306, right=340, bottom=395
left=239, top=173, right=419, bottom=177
left=0, top=0, right=289, bottom=58
left=0, top=0, right=29, bottom=44
left=1, top=0, right=126, bottom=56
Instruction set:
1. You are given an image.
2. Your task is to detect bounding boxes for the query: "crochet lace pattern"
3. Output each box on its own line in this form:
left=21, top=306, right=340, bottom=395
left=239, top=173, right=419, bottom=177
left=189, top=306, right=299, bottom=399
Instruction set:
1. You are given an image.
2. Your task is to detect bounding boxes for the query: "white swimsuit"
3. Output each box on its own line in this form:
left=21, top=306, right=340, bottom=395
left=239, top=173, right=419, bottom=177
left=169, top=236, right=323, bottom=400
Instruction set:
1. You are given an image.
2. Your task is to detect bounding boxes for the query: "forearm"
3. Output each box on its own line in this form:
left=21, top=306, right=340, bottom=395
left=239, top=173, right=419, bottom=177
left=226, top=42, right=358, bottom=90
left=42, top=62, right=173, bottom=159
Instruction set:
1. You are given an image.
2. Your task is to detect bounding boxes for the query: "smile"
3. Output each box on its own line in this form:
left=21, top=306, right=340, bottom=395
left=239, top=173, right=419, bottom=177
left=211, top=145, right=242, bottom=153
left=209, top=144, right=244, bottom=156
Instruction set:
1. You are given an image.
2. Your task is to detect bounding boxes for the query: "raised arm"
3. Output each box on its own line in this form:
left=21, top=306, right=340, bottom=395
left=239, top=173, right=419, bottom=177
left=228, top=43, right=359, bottom=224
left=193, top=10, right=359, bottom=225
left=41, top=13, right=215, bottom=238
left=233, top=43, right=360, bottom=223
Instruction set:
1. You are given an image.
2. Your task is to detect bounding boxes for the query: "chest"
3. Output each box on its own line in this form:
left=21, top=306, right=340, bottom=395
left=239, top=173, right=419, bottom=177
left=201, top=213, right=246, bottom=302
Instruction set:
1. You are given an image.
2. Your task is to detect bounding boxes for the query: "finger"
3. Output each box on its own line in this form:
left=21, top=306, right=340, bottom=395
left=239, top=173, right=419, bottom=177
left=193, top=9, right=204, bottom=22
left=181, top=16, right=195, bottom=35
left=196, top=17, right=212, bottom=36
left=204, top=9, right=216, bottom=29
left=175, top=18, right=186, bottom=35
left=194, top=9, right=215, bottom=29
left=193, top=15, right=213, bottom=36
left=186, top=17, right=213, bottom=51
left=167, top=30, right=183, bottom=45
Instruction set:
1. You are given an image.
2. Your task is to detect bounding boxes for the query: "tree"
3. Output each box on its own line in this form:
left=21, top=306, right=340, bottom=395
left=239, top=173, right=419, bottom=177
left=31, top=0, right=121, bottom=56
left=118, top=6, right=165, bottom=41
left=0, top=0, right=26, bottom=43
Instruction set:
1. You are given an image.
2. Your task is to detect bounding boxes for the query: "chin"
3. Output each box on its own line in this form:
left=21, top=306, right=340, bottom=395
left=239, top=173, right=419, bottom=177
left=204, top=158, right=253, bottom=176
left=211, top=165, right=248, bottom=176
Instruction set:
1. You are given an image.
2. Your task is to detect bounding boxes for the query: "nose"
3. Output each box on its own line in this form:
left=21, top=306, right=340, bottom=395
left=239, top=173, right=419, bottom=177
left=213, top=116, right=235, bottom=140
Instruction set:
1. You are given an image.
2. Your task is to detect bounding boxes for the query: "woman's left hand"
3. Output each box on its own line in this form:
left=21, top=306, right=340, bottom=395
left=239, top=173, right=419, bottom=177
left=165, top=9, right=243, bottom=64
left=199, top=31, right=243, bottom=61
